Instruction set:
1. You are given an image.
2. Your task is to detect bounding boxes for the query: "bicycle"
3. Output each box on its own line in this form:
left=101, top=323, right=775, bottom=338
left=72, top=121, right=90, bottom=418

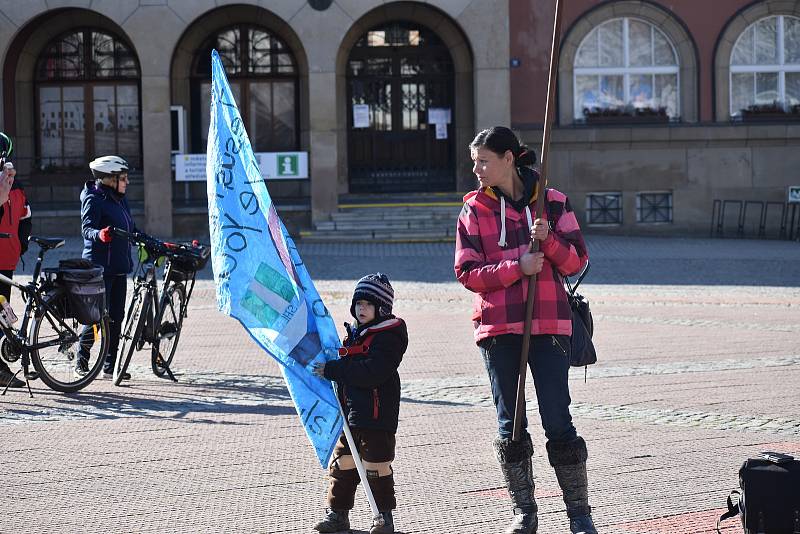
left=0, top=235, right=108, bottom=395
left=111, top=228, right=209, bottom=386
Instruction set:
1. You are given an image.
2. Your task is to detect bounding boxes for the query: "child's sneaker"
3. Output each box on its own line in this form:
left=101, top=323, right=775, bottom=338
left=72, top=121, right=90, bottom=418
left=370, top=511, right=394, bottom=533
left=313, top=509, right=350, bottom=532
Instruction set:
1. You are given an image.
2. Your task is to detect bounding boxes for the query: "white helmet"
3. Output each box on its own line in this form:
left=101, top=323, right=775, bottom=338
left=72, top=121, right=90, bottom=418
left=89, top=155, right=129, bottom=179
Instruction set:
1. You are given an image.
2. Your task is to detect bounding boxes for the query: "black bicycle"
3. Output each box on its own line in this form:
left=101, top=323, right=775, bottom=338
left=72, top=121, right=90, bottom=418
left=0, top=235, right=108, bottom=395
left=111, top=228, right=209, bottom=386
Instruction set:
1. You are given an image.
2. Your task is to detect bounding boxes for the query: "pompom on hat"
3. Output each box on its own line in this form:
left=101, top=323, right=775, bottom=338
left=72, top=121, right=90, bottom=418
left=350, top=273, right=394, bottom=319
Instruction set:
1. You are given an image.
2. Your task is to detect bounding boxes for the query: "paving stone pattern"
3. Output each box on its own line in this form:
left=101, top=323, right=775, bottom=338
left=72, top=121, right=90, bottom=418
left=1, top=235, right=799, bottom=533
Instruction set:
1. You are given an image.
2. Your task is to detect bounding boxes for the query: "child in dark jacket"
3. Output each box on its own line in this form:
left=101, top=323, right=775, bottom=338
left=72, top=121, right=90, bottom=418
left=312, top=273, right=407, bottom=534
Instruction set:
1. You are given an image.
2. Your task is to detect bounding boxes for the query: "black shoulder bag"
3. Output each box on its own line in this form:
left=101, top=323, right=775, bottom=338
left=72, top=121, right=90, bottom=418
left=565, top=261, right=597, bottom=370
left=543, top=188, right=597, bottom=372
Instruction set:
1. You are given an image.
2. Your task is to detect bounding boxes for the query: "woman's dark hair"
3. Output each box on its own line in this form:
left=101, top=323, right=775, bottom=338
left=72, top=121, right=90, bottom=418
left=470, top=126, right=536, bottom=167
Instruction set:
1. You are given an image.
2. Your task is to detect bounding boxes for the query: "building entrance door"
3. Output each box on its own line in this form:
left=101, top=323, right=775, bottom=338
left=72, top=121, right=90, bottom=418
left=347, top=22, right=455, bottom=193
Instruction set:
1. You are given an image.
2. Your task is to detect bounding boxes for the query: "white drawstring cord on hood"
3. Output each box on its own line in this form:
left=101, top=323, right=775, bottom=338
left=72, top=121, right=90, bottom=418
left=525, top=205, right=533, bottom=231
left=497, top=196, right=534, bottom=248
left=497, top=196, right=507, bottom=247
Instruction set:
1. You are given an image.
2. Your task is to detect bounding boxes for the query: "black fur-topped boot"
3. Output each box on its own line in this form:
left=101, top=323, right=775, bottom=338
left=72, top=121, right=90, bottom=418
left=493, top=433, right=538, bottom=534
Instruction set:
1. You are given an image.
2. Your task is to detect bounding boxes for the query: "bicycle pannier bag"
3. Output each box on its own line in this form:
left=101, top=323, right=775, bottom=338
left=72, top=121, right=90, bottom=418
left=717, top=454, right=800, bottom=533
left=172, top=247, right=210, bottom=273
left=58, top=260, right=105, bottom=324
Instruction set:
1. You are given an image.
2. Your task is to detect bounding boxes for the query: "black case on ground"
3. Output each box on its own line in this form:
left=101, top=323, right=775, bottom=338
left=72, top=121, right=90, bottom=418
left=738, top=457, right=800, bottom=532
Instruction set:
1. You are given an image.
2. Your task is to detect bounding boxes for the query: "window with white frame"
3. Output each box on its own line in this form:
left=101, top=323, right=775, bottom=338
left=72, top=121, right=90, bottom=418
left=636, top=191, right=672, bottom=223
left=586, top=192, right=623, bottom=225
left=730, top=15, right=800, bottom=117
left=573, top=18, right=679, bottom=121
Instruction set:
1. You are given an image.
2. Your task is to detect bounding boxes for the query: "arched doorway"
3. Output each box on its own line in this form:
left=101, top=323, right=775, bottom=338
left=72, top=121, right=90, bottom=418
left=190, top=24, right=300, bottom=154
left=170, top=5, right=309, bottom=217
left=346, top=21, right=455, bottom=193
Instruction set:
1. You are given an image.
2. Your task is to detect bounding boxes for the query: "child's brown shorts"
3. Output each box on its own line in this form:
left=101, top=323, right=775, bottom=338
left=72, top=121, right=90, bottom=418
left=331, top=427, right=396, bottom=463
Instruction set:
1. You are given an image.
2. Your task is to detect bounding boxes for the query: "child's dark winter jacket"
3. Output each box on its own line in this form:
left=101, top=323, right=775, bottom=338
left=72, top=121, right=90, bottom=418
left=323, top=316, right=407, bottom=434
left=80, top=181, right=137, bottom=275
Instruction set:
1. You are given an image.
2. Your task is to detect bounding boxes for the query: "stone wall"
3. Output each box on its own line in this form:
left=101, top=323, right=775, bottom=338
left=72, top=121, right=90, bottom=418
left=517, top=123, right=800, bottom=234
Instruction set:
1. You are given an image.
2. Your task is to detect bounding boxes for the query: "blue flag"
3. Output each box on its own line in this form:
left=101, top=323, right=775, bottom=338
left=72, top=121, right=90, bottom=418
left=205, top=50, right=342, bottom=467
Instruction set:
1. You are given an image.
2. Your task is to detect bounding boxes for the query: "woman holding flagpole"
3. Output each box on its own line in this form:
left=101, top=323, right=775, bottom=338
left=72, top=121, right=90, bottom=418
left=454, top=126, right=597, bottom=534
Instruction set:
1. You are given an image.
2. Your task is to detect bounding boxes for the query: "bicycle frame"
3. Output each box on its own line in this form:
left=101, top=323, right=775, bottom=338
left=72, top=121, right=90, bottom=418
left=124, top=247, right=180, bottom=382
left=0, top=248, right=85, bottom=397
left=112, top=228, right=206, bottom=383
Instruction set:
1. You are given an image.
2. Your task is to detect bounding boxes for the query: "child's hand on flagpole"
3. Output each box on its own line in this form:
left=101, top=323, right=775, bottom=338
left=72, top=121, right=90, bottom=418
left=312, top=362, right=327, bottom=379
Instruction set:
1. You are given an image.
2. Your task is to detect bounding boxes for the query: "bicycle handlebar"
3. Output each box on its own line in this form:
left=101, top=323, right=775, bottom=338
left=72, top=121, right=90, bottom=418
left=111, top=227, right=209, bottom=263
left=111, top=227, right=164, bottom=252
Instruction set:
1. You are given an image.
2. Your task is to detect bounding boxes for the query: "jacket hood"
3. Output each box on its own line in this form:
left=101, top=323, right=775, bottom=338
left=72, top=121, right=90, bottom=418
left=463, top=166, right=542, bottom=249
left=464, top=166, right=541, bottom=214
left=80, top=180, right=101, bottom=202
left=81, top=180, right=122, bottom=203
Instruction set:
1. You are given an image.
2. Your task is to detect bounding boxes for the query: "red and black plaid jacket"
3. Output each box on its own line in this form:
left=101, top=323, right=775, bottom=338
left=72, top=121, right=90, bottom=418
left=454, top=173, right=588, bottom=343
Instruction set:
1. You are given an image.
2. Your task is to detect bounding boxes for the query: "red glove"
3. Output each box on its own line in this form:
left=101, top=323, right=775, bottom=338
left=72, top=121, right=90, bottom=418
left=99, top=227, right=113, bottom=243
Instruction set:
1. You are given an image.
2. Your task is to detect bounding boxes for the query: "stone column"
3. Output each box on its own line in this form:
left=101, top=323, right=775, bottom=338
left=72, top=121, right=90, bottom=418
left=307, top=71, right=339, bottom=223
left=459, top=0, right=511, bottom=130
left=121, top=4, right=184, bottom=236
left=289, top=4, right=354, bottom=224
left=140, top=75, right=173, bottom=235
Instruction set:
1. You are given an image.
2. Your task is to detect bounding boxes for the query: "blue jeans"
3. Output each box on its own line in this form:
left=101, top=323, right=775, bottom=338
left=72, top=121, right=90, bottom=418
left=480, top=334, right=577, bottom=442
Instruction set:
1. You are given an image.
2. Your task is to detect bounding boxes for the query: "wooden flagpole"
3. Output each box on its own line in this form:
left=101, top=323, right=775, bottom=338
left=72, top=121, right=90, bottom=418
left=512, top=0, right=565, bottom=442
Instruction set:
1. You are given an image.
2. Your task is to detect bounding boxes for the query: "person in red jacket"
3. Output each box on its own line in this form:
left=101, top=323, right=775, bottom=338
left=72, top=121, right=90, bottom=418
left=0, top=132, right=31, bottom=389
left=454, top=127, right=596, bottom=534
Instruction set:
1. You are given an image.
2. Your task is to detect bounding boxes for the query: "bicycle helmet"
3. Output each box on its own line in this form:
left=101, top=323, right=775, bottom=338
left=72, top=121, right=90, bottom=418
left=0, top=132, right=13, bottom=160
left=89, top=155, right=129, bottom=180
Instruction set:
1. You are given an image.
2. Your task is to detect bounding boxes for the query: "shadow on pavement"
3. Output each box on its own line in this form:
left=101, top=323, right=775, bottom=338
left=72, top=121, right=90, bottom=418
left=0, top=373, right=296, bottom=424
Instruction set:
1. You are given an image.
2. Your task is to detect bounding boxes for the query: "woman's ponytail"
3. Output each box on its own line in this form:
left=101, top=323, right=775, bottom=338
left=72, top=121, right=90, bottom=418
left=515, top=147, right=536, bottom=167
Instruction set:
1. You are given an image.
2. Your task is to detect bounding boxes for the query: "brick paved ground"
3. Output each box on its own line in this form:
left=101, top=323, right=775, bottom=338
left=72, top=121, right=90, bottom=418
left=1, top=235, right=799, bottom=533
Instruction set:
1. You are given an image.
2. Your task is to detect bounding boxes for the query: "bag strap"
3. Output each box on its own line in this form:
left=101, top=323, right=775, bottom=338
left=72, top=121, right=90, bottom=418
left=566, top=261, right=591, bottom=297
left=716, top=490, right=742, bottom=533
left=541, top=188, right=591, bottom=296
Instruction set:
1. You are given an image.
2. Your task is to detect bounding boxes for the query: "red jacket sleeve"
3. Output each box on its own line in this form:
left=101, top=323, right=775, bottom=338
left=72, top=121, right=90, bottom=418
left=539, top=192, right=588, bottom=277
left=454, top=202, right=523, bottom=293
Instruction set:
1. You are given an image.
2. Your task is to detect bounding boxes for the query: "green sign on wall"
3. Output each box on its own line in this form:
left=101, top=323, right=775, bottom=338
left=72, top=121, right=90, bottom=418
left=277, top=154, right=299, bottom=177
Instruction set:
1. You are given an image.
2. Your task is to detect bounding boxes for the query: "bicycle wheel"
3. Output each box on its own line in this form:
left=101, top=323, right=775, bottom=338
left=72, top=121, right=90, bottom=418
left=30, top=297, right=108, bottom=393
left=114, top=289, right=150, bottom=386
left=151, top=283, right=185, bottom=377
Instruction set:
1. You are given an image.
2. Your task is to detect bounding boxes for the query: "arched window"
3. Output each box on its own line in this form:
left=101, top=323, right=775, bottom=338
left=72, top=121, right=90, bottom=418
left=573, top=18, right=679, bottom=121
left=35, top=28, right=140, bottom=170
left=729, top=15, right=800, bottom=117
left=192, top=25, right=298, bottom=152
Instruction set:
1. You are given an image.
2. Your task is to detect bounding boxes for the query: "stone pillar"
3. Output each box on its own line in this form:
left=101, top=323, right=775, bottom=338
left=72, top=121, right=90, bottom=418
left=307, top=71, right=339, bottom=223
left=140, top=75, right=173, bottom=235
left=121, top=4, right=184, bottom=236
left=459, top=0, right=511, bottom=129
left=289, top=4, right=354, bottom=224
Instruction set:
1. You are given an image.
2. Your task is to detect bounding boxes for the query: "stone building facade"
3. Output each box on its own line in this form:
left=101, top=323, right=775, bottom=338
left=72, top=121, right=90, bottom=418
left=1, top=1, right=797, bottom=237
left=512, top=0, right=800, bottom=235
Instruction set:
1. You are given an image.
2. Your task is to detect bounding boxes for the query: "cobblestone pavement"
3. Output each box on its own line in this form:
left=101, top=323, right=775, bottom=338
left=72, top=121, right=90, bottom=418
left=1, top=235, right=799, bottom=533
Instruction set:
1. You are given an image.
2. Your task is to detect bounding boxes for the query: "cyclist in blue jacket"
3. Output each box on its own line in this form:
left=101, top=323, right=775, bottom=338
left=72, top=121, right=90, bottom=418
left=77, top=155, right=139, bottom=378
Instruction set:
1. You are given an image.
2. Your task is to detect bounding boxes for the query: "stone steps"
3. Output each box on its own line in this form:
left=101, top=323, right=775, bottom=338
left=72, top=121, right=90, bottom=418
left=303, top=201, right=462, bottom=242
left=300, top=228, right=456, bottom=242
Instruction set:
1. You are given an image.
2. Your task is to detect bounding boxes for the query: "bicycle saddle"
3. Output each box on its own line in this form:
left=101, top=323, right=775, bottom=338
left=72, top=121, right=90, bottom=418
left=30, top=236, right=65, bottom=250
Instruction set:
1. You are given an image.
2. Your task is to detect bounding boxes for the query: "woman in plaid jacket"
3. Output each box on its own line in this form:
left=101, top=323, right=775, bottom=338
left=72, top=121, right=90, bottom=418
left=454, top=127, right=597, bottom=534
